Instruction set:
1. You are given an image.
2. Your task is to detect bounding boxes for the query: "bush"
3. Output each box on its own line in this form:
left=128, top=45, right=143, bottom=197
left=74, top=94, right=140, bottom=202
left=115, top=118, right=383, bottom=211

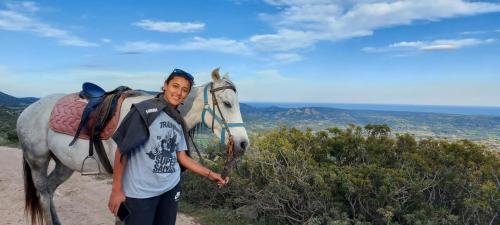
left=183, top=125, right=500, bottom=225
left=6, top=130, right=18, bottom=142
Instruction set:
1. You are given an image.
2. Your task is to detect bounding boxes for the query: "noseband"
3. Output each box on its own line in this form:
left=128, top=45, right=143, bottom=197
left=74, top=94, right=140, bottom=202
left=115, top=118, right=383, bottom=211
left=201, top=82, right=244, bottom=146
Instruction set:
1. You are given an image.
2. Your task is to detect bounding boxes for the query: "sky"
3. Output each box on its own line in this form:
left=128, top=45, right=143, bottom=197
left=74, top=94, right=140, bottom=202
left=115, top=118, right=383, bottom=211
left=0, top=0, right=499, bottom=106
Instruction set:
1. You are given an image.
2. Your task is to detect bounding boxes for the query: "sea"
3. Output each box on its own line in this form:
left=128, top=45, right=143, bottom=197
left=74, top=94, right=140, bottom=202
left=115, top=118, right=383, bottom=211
left=243, top=102, right=500, bottom=117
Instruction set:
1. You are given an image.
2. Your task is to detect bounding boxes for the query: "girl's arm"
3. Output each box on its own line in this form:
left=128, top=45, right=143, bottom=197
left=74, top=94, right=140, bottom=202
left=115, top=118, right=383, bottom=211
left=108, top=149, right=127, bottom=215
left=176, top=151, right=228, bottom=186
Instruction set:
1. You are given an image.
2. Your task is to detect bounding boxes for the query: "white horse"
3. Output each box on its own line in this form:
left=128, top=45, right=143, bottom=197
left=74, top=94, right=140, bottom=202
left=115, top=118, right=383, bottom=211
left=17, top=68, right=249, bottom=225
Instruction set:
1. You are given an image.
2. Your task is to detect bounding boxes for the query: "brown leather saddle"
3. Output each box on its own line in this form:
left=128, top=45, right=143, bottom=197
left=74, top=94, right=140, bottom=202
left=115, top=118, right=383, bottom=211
left=49, top=83, right=136, bottom=174
left=49, top=93, right=122, bottom=140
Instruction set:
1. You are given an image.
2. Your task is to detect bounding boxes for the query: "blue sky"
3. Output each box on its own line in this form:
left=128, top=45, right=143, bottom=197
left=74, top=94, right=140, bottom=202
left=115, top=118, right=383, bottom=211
left=0, top=0, right=499, bottom=106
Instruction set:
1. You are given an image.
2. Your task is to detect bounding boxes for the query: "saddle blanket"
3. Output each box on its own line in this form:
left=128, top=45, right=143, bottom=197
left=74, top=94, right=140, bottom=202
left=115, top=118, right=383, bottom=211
left=49, top=93, right=125, bottom=140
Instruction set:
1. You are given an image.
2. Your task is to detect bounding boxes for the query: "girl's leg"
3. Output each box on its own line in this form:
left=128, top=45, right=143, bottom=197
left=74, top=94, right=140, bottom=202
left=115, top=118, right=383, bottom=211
left=153, top=182, right=182, bottom=225
left=124, top=196, right=160, bottom=225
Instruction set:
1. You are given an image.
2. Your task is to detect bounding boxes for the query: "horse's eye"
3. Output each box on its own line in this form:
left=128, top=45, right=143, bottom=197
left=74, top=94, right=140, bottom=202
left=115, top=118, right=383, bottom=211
left=223, top=101, right=232, bottom=108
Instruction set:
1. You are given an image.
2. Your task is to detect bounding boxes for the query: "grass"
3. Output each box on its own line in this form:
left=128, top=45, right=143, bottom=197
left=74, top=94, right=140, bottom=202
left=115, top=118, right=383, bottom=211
left=0, top=138, right=19, bottom=148
left=179, top=201, right=256, bottom=225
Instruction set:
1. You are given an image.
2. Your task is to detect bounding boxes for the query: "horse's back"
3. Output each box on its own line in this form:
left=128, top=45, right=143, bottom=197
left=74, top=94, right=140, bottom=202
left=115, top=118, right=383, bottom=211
left=117, top=94, right=154, bottom=123
left=17, top=94, right=65, bottom=158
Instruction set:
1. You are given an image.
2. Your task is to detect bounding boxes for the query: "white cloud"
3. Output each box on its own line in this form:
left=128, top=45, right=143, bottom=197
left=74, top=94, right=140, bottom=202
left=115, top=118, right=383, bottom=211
left=460, top=30, right=488, bottom=35
left=390, top=41, right=425, bottom=48
left=252, top=0, right=500, bottom=51
left=117, top=41, right=166, bottom=53
left=132, top=19, right=205, bottom=32
left=181, top=37, right=252, bottom=54
left=272, top=53, right=303, bottom=63
left=0, top=3, right=98, bottom=47
left=101, top=38, right=111, bottom=43
left=250, top=29, right=317, bottom=51
left=0, top=66, right=236, bottom=97
left=364, top=38, right=495, bottom=52
left=5, top=1, right=39, bottom=12
left=361, top=46, right=378, bottom=53
left=117, top=37, right=252, bottom=55
left=237, top=70, right=303, bottom=101
left=0, top=66, right=166, bottom=97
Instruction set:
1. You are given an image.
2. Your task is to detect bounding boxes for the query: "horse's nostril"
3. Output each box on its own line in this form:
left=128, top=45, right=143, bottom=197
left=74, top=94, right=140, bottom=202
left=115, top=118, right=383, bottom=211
left=240, top=140, right=248, bottom=150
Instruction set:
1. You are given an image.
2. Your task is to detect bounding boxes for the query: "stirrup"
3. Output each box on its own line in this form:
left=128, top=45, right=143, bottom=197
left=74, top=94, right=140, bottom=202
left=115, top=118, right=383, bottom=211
left=81, top=155, right=101, bottom=176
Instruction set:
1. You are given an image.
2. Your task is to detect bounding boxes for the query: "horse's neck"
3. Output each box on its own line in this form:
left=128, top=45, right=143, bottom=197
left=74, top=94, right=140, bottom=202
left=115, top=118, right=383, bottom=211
left=179, top=85, right=205, bottom=130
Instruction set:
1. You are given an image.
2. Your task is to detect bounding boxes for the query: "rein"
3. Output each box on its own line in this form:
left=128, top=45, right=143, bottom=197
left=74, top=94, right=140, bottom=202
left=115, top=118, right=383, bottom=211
left=199, top=82, right=244, bottom=179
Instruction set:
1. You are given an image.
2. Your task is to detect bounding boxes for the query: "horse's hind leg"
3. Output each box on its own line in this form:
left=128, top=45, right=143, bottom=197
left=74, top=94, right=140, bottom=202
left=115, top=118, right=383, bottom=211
left=47, top=153, right=74, bottom=225
left=26, top=154, right=56, bottom=225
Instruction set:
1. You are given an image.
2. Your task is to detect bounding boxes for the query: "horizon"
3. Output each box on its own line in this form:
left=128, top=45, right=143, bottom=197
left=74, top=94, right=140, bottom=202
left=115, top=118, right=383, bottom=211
left=1, top=1, right=499, bottom=106
left=2, top=89, right=500, bottom=108
left=242, top=101, right=500, bottom=109
left=3, top=89, right=500, bottom=110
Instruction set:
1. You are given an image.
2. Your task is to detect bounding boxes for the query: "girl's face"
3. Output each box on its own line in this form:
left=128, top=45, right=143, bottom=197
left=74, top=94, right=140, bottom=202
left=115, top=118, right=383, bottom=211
left=163, top=76, right=190, bottom=107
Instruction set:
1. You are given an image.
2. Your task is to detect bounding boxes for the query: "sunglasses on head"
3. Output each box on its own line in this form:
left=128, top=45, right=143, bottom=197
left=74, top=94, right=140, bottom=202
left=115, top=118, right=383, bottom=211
left=172, top=68, right=194, bottom=82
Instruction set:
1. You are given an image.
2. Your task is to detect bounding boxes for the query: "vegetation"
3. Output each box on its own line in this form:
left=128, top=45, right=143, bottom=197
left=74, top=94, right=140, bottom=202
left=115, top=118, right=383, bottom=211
left=1, top=90, right=499, bottom=224
left=179, top=201, right=255, bottom=225
left=0, top=106, right=19, bottom=146
left=183, top=125, right=500, bottom=225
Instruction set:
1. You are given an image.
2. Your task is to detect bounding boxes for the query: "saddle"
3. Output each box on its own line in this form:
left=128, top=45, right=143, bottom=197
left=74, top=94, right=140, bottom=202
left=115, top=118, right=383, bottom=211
left=49, top=82, right=134, bottom=174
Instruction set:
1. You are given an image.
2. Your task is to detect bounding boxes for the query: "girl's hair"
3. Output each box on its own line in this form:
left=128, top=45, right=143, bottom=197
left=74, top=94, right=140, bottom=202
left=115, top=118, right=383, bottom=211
left=161, top=68, right=195, bottom=92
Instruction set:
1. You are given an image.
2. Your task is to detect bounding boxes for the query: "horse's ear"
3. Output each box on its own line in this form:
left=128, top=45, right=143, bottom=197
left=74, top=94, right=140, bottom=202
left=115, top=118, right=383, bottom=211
left=212, top=68, right=221, bottom=81
left=223, top=72, right=230, bottom=79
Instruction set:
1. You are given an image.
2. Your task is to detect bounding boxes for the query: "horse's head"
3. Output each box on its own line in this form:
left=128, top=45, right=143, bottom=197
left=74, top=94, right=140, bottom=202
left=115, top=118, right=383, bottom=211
left=179, top=68, right=249, bottom=177
left=204, top=68, right=249, bottom=154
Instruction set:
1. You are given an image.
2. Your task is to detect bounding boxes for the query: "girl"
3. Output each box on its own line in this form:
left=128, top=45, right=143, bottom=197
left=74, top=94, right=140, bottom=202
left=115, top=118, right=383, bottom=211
left=108, top=69, right=227, bottom=225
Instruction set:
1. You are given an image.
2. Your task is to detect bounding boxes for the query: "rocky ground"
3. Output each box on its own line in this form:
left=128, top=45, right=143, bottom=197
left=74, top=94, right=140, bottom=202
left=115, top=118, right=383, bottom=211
left=0, top=146, right=199, bottom=225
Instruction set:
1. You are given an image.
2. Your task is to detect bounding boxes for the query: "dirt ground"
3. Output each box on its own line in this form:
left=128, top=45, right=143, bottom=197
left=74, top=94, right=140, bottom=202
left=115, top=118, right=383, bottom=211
left=0, top=146, right=199, bottom=225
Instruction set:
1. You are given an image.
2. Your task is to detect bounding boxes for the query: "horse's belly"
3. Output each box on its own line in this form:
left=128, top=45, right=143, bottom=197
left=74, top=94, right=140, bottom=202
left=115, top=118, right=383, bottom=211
left=47, top=130, right=117, bottom=173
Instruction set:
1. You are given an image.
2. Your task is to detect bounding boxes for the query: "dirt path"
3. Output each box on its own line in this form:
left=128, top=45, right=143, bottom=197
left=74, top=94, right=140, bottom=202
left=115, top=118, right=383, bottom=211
left=0, top=147, right=199, bottom=225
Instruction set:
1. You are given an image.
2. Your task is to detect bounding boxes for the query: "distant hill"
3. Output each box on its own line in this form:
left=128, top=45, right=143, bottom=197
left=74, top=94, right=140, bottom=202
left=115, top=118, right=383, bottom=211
left=240, top=103, right=500, bottom=140
left=0, top=91, right=38, bottom=107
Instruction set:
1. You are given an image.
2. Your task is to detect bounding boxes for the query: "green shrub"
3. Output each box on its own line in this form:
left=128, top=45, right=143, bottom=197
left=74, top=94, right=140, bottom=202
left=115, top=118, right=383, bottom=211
left=183, top=125, right=500, bottom=225
left=6, top=130, right=18, bottom=142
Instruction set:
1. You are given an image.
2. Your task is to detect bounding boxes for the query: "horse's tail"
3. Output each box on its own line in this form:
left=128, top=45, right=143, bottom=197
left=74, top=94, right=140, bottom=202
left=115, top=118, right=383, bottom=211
left=23, top=157, right=44, bottom=225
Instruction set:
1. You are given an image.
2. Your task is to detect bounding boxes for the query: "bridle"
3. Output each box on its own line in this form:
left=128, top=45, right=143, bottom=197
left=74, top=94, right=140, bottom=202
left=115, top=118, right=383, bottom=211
left=197, top=81, right=245, bottom=179
left=201, top=82, right=244, bottom=146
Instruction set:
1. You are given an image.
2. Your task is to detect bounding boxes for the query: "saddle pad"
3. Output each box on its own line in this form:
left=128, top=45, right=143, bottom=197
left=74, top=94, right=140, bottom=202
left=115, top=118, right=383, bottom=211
left=49, top=93, right=125, bottom=140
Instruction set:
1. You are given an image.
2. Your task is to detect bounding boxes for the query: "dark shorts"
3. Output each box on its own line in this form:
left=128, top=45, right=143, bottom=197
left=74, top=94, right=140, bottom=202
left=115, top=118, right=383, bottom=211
left=122, top=182, right=182, bottom=225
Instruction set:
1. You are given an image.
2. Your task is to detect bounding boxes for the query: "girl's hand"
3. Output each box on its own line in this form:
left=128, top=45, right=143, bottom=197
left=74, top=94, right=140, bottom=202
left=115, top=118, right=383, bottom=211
left=108, top=189, right=125, bottom=215
left=207, top=170, right=229, bottom=187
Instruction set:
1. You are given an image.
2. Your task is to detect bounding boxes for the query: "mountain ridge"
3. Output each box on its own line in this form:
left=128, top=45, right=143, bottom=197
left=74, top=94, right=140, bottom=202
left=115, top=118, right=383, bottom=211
left=0, top=91, right=38, bottom=106
left=240, top=104, right=500, bottom=140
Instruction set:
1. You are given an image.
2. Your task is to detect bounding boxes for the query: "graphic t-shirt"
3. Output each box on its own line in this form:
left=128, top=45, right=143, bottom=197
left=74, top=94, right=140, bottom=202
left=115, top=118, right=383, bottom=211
left=121, top=111, right=187, bottom=198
